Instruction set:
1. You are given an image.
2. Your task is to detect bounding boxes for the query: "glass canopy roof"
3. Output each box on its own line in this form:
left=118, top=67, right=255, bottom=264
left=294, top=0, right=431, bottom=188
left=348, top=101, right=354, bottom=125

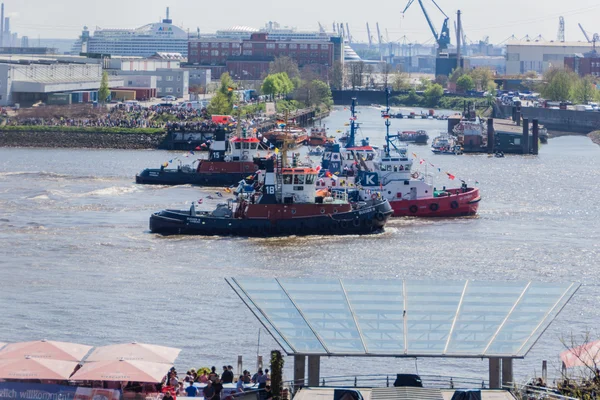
left=226, top=278, right=579, bottom=358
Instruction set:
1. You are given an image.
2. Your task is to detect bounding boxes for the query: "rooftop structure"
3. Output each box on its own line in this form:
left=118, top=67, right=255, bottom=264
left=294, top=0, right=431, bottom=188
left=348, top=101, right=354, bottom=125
left=227, top=278, right=579, bottom=389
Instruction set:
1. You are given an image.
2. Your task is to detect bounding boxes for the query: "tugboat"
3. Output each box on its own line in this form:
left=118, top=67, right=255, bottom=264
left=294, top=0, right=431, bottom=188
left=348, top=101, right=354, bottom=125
left=135, top=127, right=267, bottom=186
left=318, top=91, right=480, bottom=218
left=149, top=153, right=393, bottom=237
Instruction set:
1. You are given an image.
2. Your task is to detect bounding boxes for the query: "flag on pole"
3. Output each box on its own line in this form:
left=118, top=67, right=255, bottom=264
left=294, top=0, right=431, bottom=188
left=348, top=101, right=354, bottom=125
left=419, top=159, right=425, bottom=165
left=446, top=172, right=456, bottom=180
left=412, top=153, right=418, bottom=158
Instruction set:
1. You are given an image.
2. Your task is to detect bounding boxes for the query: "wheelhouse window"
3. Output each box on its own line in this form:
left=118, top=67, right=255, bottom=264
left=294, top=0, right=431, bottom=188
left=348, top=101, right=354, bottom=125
left=234, top=142, right=241, bottom=149
left=242, top=142, right=250, bottom=149
left=283, top=174, right=293, bottom=185
left=305, top=174, right=315, bottom=184
left=250, top=143, right=258, bottom=150
left=293, top=174, right=305, bottom=185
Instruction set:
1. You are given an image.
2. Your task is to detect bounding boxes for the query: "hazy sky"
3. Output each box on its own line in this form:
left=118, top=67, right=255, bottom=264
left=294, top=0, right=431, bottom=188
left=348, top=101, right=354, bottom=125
left=6, top=0, right=600, bottom=45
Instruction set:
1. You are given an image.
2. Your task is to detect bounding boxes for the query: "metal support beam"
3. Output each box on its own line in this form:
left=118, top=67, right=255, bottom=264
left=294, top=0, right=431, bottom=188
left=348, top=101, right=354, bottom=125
left=489, top=358, right=501, bottom=389
left=294, top=355, right=306, bottom=388
left=308, top=355, right=320, bottom=387
left=502, top=358, right=513, bottom=388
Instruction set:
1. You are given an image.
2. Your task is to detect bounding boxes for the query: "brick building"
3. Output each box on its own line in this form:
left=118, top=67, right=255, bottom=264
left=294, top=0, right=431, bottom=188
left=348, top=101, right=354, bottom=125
left=188, top=33, right=340, bottom=81
left=564, top=54, right=600, bottom=77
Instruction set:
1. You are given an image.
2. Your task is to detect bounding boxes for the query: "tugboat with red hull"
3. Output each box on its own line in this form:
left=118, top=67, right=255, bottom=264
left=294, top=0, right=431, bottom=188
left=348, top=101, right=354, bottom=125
left=136, top=127, right=266, bottom=186
left=319, top=91, right=480, bottom=218
left=149, top=157, right=393, bottom=237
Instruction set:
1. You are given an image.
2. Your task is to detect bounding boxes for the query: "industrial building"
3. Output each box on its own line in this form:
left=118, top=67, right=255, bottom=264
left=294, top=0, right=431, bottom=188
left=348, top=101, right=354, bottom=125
left=188, top=32, right=343, bottom=81
left=505, top=41, right=595, bottom=75
left=564, top=53, right=600, bottom=77
left=72, top=8, right=188, bottom=57
left=0, top=59, right=123, bottom=106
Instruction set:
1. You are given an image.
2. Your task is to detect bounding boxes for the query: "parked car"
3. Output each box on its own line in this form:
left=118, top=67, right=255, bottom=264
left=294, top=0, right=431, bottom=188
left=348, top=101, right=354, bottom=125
left=161, top=95, right=176, bottom=101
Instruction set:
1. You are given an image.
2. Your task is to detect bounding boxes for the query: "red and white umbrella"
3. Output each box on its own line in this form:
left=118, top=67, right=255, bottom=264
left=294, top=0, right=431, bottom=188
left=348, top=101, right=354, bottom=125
left=85, top=342, right=180, bottom=364
left=0, top=340, right=92, bottom=362
left=70, top=359, right=170, bottom=382
left=561, top=340, right=600, bottom=368
left=0, top=357, right=79, bottom=380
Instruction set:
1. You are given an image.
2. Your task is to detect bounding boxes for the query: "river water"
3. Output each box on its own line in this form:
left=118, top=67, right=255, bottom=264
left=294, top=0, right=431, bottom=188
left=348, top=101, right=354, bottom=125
left=0, top=106, right=599, bottom=385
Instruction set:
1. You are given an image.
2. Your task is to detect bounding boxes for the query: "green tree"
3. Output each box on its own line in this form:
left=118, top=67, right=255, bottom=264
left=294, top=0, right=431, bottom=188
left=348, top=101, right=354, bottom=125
left=456, top=75, right=475, bottom=92
left=392, top=72, right=411, bottom=91
left=261, top=75, right=281, bottom=100
left=541, top=67, right=575, bottom=101
left=449, top=67, right=465, bottom=84
left=274, top=73, right=294, bottom=95
left=423, top=83, right=444, bottom=107
left=207, top=92, right=231, bottom=115
left=295, top=79, right=333, bottom=109
left=329, top=61, right=344, bottom=90
left=573, top=75, right=597, bottom=104
left=98, top=71, right=110, bottom=103
left=469, top=68, right=494, bottom=91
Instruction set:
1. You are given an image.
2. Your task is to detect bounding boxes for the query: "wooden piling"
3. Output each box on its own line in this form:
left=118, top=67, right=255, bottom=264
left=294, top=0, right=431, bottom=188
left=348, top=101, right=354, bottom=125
left=522, top=118, right=529, bottom=154
left=532, top=119, right=539, bottom=155
left=487, top=118, right=494, bottom=154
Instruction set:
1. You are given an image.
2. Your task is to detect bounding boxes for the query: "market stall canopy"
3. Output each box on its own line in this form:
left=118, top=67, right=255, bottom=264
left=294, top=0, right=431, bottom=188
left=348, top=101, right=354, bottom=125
left=0, top=340, right=92, bottom=362
left=0, top=357, right=79, bottom=380
left=560, top=340, right=600, bottom=368
left=70, top=359, right=170, bottom=383
left=85, top=342, right=181, bottom=364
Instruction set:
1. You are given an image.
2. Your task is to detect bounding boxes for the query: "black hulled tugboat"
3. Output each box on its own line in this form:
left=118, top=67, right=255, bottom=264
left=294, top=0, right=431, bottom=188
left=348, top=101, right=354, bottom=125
left=149, top=154, right=393, bottom=237
left=136, top=127, right=267, bottom=186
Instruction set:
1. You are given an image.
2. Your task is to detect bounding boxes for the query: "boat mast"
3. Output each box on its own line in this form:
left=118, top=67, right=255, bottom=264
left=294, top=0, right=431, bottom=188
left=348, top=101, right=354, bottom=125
left=346, top=98, right=358, bottom=148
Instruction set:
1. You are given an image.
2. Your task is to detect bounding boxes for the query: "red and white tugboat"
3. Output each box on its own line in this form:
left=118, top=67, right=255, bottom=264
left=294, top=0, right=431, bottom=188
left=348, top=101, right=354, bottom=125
left=136, top=126, right=267, bottom=186
left=149, top=151, right=393, bottom=237
left=318, top=92, right=480, bottom=218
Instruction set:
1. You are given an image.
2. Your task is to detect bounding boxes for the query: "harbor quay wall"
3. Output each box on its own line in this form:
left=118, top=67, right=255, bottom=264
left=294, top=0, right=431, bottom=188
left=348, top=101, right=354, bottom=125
left=0, top=129, right=169, bottom=149
left=498, top=105, right=600, bottom=133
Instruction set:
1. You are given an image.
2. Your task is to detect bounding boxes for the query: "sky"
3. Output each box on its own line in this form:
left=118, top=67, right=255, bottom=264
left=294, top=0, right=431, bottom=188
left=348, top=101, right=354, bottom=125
left=5, top=0, right=600, bottom=45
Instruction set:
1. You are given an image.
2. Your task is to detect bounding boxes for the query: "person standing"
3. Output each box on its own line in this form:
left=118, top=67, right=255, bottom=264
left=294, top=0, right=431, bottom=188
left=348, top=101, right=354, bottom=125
left=236, top=376, right=245, bottom=393
left=213, top=378, right=224, bottom=400
left=221, top=366, right=233, bottom=384
left=185, top=383, right=199, bottom=397
left=202, top=381, right=215, bottom=400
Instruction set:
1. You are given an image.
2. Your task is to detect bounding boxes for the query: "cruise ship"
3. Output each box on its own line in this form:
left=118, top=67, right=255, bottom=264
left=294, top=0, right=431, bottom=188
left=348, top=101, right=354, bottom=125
left=73, top=8, right=188, bottom=57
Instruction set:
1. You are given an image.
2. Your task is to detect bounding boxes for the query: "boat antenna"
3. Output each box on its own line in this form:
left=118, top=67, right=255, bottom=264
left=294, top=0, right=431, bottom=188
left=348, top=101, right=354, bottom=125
left=346, top=98, right=357, bottom=148
left=384, top=88, right=391, bottom=157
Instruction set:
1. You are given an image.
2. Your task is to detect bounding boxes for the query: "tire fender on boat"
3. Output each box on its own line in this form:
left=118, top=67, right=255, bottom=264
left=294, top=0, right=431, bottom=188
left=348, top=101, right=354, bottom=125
left=371, top=193, right=378, bottom=200
left=411, top=172, right=419, bottom=179
left=375, top=212, right=385, bottom=222
left=429, top=203, right=439, bottom=212
left=353, top=218, right=361, bottom=227
left=450, top=201, right=459, bottom=209
left=409, top=205, right=419, bottom=213
left=340, top=220, right=349, bottom=229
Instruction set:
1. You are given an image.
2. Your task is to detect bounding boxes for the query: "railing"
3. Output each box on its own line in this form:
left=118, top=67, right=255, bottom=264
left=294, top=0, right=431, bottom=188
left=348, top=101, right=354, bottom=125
left=506, top=383, right=580, bottom=400
left=286, top=374, right=488, bottom=391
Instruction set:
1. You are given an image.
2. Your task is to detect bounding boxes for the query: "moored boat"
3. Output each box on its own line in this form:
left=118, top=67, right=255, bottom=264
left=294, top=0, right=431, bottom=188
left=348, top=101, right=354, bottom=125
left=395, top=130, right=429, bottom=144
left=136, top=128, right=267, bottom=186
left=149, top=156, right=393, bottom=237
left=431, top=134, right=463, bottom=155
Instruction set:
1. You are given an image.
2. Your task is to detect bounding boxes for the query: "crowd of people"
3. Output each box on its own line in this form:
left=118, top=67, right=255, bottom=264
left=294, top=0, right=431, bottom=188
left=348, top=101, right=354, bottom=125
left=163, top=365, right=272, bottom=400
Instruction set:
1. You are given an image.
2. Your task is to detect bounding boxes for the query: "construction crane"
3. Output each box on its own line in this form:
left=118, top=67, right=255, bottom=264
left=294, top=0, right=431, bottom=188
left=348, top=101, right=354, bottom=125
left=317, top=22, right=325, bottom=34
left=376, top=22, right=384, bottom=61
left=346, top=23, right=352, bottom=43
left=578, top=23, right=599, bottom=43
left=557, top=16, right=565, bottom=42
left=402, top=0, right=450, bottom=54
left=366, top=23, right=373, bottom=48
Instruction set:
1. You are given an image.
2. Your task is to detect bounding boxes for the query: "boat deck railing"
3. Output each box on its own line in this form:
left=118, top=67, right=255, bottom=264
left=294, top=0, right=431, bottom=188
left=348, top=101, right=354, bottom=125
left=286, top=373, right=489, bottom=391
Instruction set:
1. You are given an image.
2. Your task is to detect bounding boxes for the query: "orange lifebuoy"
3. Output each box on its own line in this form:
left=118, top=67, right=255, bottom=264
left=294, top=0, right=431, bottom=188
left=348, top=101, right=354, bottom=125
left=371, top=193, right=378, bottom=200
left=411, top=172, right=419, bottom=179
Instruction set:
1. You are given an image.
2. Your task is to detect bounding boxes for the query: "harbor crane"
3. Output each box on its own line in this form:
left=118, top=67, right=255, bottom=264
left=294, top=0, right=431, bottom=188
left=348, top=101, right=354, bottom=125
left=366, top=23, right=373, bottom=48
left=346, top=23, right=352, bottom=43
left=578, top=23, right=599, bottom=44
left=402, top=0, right=450, bottom=54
